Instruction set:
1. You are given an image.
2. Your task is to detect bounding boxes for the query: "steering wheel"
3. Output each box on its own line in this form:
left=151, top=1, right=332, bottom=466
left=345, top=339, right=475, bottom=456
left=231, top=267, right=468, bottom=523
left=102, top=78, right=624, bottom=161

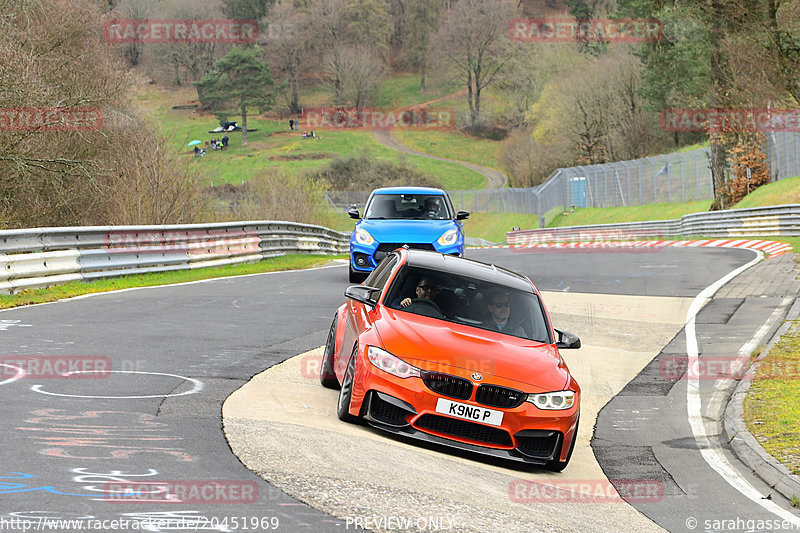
left=404, top=298, right=444, bottom=318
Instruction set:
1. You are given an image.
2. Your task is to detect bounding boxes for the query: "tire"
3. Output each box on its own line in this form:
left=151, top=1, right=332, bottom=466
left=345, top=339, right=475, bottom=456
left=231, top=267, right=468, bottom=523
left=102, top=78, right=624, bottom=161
left=320, top=316, right=340, bottom=389
left=545, top=414, right=579, bottom=472
left=349, top=262, right=367, bottom=283
left=336, top=346, right=359, bottom=423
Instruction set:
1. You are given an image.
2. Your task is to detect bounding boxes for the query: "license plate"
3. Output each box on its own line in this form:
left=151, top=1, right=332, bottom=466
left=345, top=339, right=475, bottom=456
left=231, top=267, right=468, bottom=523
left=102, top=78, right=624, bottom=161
left=435, top=398, right=504, bottom=427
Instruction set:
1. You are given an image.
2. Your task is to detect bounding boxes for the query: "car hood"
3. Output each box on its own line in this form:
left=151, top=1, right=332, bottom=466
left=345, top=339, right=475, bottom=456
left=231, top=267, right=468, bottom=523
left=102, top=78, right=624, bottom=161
left=375, top=309, right=570, bottom=392
left=357, top=219, right=455, bottom=243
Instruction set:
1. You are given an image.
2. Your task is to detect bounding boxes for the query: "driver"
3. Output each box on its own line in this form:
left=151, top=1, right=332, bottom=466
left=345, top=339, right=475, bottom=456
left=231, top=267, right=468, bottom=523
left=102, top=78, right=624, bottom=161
left=422, top=198, right=441, bottom=217
left=400, top=277, right=438, bottom=307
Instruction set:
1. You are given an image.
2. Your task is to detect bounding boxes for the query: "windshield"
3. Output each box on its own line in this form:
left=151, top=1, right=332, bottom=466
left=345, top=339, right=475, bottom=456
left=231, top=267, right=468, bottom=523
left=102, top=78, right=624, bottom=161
left=384, top=266, right=551, bottom=343
left=365, top=194, right=452, bottom=220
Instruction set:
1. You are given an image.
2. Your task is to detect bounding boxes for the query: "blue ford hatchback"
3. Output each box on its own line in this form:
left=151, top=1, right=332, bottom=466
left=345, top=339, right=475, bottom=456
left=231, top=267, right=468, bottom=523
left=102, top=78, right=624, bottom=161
left=347, top=187, right=469, bottom=282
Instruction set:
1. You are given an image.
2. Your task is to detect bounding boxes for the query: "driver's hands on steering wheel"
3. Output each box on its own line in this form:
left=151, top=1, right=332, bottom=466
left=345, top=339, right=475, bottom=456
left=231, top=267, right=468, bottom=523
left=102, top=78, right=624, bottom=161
left=400, top=297, right=412, bottom=307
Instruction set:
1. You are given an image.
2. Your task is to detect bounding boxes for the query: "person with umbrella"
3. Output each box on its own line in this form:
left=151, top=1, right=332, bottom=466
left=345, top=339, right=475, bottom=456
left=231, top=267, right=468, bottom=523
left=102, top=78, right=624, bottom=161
left=188, top=140, right=203, bottom=158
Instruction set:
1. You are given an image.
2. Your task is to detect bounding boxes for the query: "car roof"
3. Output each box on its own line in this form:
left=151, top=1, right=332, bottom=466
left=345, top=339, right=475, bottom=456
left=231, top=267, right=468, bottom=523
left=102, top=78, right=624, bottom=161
left=403, top=249, right=535, bottom=293
left=371, top=186, right=446, bottom=196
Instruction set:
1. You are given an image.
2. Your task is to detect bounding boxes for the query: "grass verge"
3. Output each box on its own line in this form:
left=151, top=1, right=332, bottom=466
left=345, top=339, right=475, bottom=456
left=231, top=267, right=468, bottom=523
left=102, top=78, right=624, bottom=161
left=0, top=254, right=343, bottom=310
left=744, top=320, right=800, bottom=476
left=548, top=201, right=710, bottom=227
left=392, top=130, right=502, bottom=171
left=734, top=176, right=800, bottom=208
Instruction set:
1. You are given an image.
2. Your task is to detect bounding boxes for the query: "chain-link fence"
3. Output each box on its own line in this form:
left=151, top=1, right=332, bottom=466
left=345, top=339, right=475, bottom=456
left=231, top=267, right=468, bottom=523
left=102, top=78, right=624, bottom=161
left=766, top=128, right=800, bottom=182
left=326, top=131, right=800, bottom=220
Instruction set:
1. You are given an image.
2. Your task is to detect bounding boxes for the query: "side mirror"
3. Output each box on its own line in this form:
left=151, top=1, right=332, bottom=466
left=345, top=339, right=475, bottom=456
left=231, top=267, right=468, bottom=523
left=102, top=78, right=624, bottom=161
left=347, top=208, right=360, bottom=219
left=345, top=285, right=379, bottom=307
left=456, top=210, right=470, bottom=220
left=554, top=329, right=581, bottom=349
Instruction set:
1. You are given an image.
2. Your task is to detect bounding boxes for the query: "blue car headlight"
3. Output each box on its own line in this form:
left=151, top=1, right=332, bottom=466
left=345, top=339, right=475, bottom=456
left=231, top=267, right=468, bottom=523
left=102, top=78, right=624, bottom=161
left=355, top=227, right=375, bottom=246
left=437, top=228, right=458, bottom=246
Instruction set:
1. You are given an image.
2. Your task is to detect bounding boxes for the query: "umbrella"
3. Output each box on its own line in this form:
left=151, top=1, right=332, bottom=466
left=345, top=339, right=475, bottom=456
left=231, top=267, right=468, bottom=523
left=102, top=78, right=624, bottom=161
left=188, top=140, right=202, bottom=146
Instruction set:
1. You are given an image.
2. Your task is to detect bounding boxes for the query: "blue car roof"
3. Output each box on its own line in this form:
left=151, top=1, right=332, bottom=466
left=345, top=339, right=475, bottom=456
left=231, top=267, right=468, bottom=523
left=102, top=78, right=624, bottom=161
left=371, top=186, right=446, bottom=195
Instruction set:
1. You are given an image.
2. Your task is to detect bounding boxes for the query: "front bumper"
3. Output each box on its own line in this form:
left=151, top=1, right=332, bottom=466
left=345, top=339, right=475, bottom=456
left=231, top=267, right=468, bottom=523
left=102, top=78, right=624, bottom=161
left=349, top=240, right=464, bottom=273
left=353, top=364, right=579, bottom=465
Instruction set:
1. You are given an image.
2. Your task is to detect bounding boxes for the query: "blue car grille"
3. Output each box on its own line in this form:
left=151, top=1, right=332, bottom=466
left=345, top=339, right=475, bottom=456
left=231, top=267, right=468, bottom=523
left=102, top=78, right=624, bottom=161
left=374, top=243, right=435, bottom=263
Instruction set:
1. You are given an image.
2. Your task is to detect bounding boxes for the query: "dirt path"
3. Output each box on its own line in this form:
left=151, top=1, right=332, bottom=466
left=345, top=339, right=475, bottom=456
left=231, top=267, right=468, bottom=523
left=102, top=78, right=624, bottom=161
left=372, top=129, right=508, bottom=189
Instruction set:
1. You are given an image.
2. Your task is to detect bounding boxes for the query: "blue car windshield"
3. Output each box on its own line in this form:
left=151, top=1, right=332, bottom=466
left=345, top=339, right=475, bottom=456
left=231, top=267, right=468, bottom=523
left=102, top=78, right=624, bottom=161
left=365, top=194, right=451, bottom=220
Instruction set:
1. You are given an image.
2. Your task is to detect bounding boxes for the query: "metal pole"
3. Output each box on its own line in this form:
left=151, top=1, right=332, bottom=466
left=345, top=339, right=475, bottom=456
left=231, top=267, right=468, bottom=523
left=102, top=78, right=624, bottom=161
left=661, top=155, right=670, bottom=203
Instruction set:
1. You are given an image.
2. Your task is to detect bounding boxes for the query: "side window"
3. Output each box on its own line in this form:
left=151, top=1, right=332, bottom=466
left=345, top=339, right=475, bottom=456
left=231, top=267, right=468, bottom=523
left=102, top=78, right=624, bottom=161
left=364, top=254, right=398, bottom=293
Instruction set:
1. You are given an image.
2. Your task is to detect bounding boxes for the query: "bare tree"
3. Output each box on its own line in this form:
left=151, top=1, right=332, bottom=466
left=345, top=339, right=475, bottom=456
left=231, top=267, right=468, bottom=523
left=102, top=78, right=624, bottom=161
left=429, top=0, right=516, bottom=128
left=337, top=45, right=385, bottom=108
left=495, top=43, right=584, bottom=128
left=113, top=0, right=156, bottom=67
left=310, top=0, right=389, bottom=108
left=404, top=0, right=445, bottom=92
left=309, top=0, right=350, bottom=103
left=145, top=0, right=225, bottom=85
left=0, top=0, right=204, bottom=227
left=527, top=52, right=665, bottom=169
left=264, top=3, right=312, bottom=113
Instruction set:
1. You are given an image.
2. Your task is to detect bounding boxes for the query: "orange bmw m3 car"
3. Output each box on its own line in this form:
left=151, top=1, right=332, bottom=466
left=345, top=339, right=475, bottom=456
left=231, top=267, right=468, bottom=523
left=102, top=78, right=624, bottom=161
left=320, top=248, right=582, bottom=471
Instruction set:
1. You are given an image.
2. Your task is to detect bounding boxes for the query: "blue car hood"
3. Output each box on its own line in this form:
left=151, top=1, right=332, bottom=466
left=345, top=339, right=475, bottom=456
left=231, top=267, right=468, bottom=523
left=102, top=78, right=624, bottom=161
left=357, top=219, right=455, bottom=243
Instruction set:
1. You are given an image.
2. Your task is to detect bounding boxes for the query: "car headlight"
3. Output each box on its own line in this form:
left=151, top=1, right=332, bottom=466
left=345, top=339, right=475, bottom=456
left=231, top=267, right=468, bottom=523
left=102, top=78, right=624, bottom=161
left=355, top=227, right=374, bottom=245
left=525, top=391, right=575, bottom=410
left=367, top=346, right=421, bottom=379
left=437, top=229, right=458, bottom=246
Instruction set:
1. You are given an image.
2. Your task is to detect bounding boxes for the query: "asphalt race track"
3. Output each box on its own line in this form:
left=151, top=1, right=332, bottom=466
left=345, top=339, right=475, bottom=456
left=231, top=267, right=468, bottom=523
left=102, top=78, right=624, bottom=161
left=1, top=248, right=799, bottom=532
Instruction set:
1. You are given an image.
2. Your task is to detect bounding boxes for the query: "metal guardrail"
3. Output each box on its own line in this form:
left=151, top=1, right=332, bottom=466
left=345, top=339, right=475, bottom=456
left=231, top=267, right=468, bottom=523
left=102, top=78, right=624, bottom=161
left=0, top=221, right=349, bottom=294
left=507, top=204, right=800, bottom=244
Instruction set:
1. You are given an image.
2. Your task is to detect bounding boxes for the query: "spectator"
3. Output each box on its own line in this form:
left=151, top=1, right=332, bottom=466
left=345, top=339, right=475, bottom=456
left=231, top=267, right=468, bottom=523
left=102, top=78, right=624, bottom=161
left=193, top=146, right=199, bottom=157
left=221, top=135, right=229, bottom=148
left=289, top=119, right=295, bottom=130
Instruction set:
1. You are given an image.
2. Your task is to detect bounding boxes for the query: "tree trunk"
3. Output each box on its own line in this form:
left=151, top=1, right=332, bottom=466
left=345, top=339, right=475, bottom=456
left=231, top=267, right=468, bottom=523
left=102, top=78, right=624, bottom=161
left=420, top=60, right=426, bottom=93
left=241, top=108, right=248, bottom=145
left=466, top=71, right=477, bottom=128
left=290, top=70, right=301, bottom=114
left=709, top=0, right=726, bottom=209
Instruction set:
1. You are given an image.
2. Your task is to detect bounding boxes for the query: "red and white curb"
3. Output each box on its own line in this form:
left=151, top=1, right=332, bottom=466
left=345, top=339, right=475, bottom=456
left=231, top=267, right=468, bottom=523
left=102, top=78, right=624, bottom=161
left=470, top=239, right=793, bottom=259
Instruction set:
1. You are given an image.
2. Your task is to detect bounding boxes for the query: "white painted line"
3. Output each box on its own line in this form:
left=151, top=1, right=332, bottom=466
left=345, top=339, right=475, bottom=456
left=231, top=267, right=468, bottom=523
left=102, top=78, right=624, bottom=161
left=30, top=370, right=204, bottom=399
left=0, top=363, right=25, bottom=385
left=685, top=250, right=800, bottom=524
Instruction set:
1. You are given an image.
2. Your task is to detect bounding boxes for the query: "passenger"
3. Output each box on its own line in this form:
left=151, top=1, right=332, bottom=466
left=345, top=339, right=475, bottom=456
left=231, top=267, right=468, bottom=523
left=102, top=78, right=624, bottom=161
left=483, top=288, right=526, bottom=337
